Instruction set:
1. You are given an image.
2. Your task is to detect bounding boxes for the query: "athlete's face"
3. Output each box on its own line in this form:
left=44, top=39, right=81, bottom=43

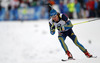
left=51, top=15, right=59, bottom=22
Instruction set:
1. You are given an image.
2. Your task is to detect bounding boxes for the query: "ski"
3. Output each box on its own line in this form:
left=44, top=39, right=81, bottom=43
left=61, top=58, right=75, bottom=61
left=61, top=56, right=97, bottom=61
left=90, top=56, right=97, bottom=58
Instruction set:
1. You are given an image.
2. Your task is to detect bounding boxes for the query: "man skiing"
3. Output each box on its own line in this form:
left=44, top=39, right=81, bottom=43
left=49, top=9, right=92, bottom=59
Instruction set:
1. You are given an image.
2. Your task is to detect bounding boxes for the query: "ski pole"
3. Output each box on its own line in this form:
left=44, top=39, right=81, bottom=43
left=54, top=18, right=100, bottom=29
left=73, top=18, right=100, bottom=25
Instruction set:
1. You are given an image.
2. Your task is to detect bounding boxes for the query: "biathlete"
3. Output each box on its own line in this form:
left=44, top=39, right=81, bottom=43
left=49, top=9, right=92, bottom=59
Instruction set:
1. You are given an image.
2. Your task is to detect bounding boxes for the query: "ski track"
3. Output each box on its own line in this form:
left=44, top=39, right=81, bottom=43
left=0, top=18, right=100, bottom=63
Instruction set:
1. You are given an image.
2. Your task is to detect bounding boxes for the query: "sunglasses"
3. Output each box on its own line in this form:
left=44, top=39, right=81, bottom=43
left=51, top=15, right=57, bottom=18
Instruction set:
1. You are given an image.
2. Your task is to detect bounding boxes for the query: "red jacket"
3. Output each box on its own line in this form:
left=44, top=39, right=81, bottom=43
left=86, top=1, right=95, bottom=11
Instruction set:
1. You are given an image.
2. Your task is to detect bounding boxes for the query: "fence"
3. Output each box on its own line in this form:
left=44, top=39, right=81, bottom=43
left=0, top=6, right=49, bottom=21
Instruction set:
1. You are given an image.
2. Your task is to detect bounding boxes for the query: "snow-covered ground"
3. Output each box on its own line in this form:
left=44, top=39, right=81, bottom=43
left=0, top=18, right=100, bottom=63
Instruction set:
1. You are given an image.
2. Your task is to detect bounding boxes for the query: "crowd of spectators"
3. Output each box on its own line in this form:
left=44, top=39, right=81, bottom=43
left=0, top=0, right=100, bottom=21
left=59, top=0, right=100, bottom=19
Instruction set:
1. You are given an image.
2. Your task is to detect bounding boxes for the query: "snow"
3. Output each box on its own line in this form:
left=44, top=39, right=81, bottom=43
left=0, top=18, right=100, bottom=63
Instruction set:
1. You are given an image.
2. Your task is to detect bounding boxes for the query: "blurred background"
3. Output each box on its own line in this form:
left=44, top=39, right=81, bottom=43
left=0, top=0, right=100, bottom=63
left=0, top=0, right=100, bottom=21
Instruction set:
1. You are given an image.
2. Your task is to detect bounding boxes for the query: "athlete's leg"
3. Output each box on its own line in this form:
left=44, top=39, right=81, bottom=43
left=68, top=29, right=92, bottom=58
left=58, top=32, right=73, bottom=59
left=68, top=29, right=86, bottom=52
left=58, top=33, right=68, bottom=52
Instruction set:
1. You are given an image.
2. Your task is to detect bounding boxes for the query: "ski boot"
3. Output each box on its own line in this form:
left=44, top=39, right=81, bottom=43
left=84, top=50, right=92, bottom=58
left=66, top=50, right=73, bottom=59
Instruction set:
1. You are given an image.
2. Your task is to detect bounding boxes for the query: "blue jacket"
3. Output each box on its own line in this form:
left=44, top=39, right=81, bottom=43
left=75, top=3, right=81, bottom=13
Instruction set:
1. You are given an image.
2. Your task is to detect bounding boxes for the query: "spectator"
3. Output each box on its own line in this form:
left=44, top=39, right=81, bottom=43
left=67, top=0, right=75, bottom=19
left=59, top=0, right=69, bottom=15
left=40, top=0, right=47, bottom=6
left=75, top=0, right=81, bottom=18
left=0, top=4, right=5, bottom=21
left=25, top=0, right=31, bottom=7
left=97, top=0, right=100, bottom=17
left=10, top=0, right=20, bottom=9
left=77, top=0, right=88, bottom=18
left=77, top=0, right=84, bottom=9
left=86, top=0, right=95, bottom=18
left=95, top=0, right=99, bottom=17
left=0, top=3, right=2, bottom=16
left=54, top=0, right=60, bottom=5
left=8, top=0, right=19, bottom=20
left=94, top=0, right=100, bottom=17
left=31, top=0, right=38, bottom=7
left=20, top=1, right=28, bottom=8
left=84, top=0, right=89, bottom=3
